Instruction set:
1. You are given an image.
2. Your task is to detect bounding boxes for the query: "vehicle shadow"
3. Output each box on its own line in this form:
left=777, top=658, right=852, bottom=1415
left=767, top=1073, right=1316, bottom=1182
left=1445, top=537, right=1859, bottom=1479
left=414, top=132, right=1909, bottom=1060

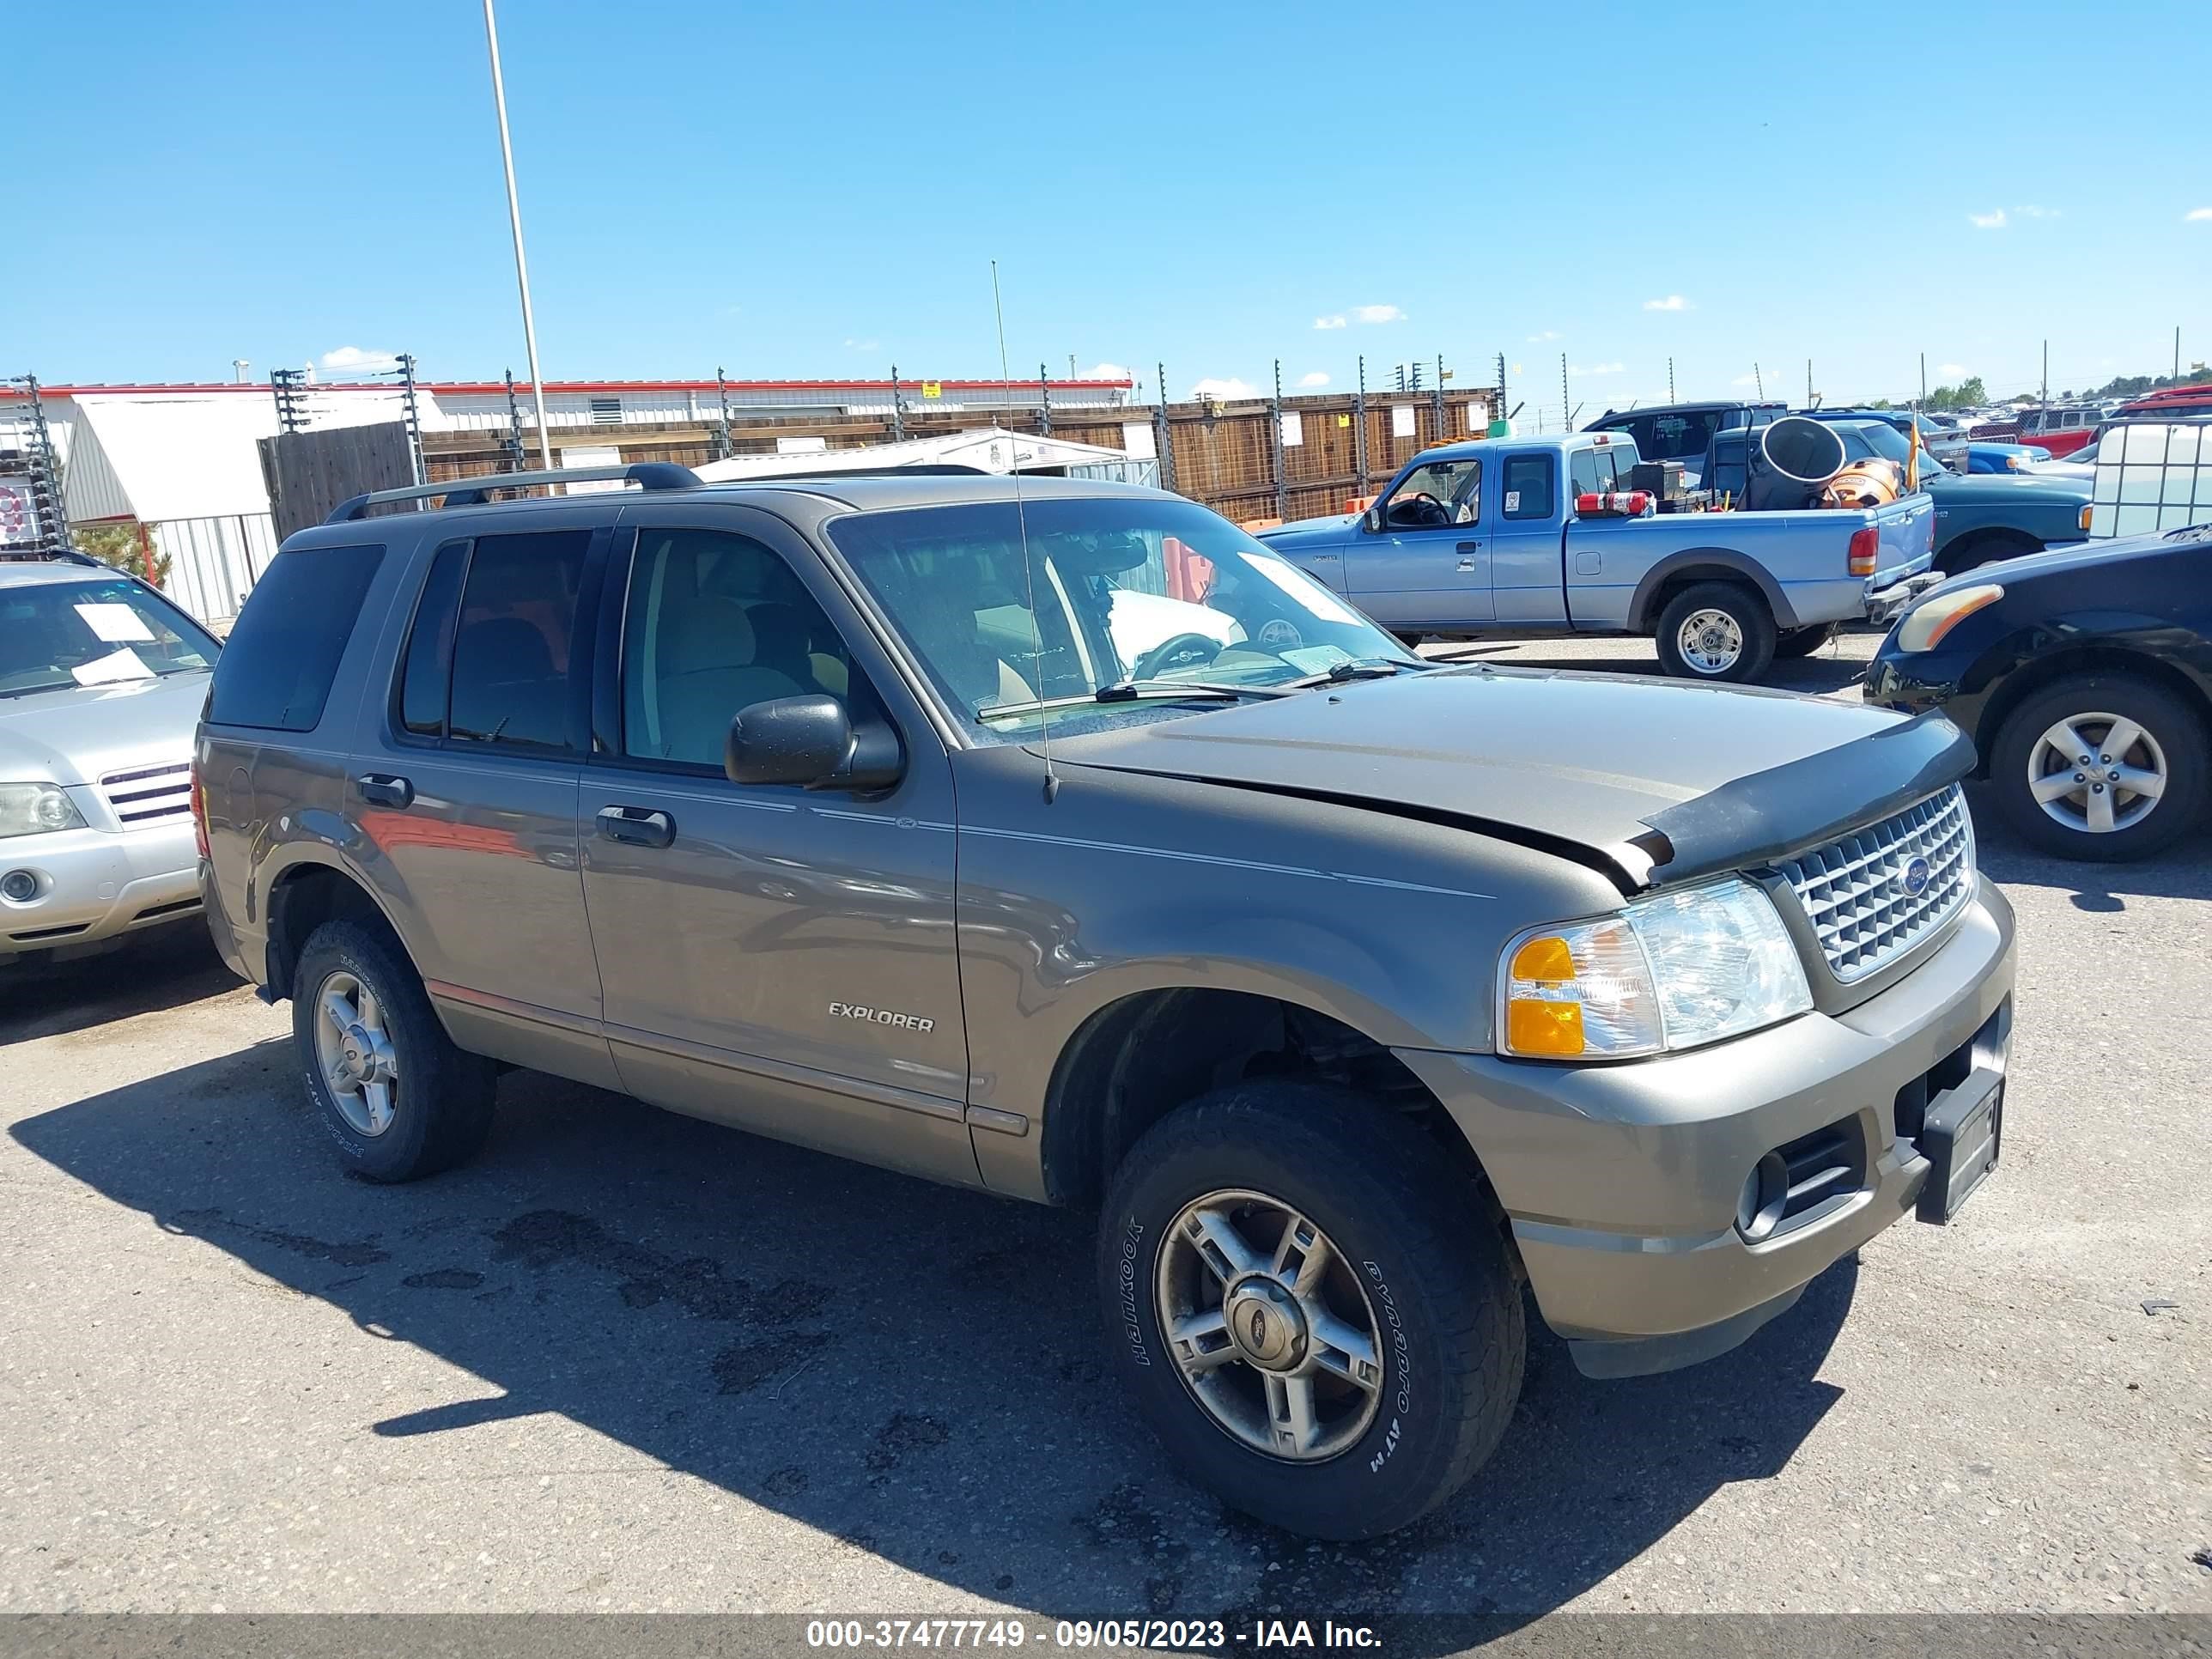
left=0, top=926, right=243, bottom=1048
left=12, top=1043, right=1853, bottom=1635
left=1966, top=789, right=2212, bottom=908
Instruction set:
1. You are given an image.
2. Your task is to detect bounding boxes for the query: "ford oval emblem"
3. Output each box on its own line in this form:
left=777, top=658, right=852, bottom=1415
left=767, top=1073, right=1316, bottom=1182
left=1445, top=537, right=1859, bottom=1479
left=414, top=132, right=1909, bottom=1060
left=1900, top=856, right=1931, bottom=896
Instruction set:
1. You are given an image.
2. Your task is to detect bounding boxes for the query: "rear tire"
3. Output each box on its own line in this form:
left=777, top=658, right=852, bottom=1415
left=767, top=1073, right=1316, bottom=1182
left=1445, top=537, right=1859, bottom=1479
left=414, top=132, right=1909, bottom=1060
left=293, top=920, right=499, bottom=1182
left=1987, top=675, right=2208, bottom=861
left=1098, top=1081, right=1524, bottom=1540
left=1942, top=531, right=2039, bottom=575
left=1654, top=581, right=1777, bottom=683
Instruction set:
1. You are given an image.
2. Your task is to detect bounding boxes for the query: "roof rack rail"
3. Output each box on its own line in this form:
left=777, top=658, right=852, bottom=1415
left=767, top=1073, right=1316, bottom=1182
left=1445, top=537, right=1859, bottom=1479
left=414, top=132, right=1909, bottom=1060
left=735, top=463, right=990, bottom=483
left=325, top=462, right=701, bottom=524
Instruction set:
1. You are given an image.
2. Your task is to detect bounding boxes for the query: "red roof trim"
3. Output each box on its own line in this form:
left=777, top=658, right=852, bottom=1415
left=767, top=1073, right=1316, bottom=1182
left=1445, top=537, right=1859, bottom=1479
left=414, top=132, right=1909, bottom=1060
left=30, top=377, right=1133, bottom=398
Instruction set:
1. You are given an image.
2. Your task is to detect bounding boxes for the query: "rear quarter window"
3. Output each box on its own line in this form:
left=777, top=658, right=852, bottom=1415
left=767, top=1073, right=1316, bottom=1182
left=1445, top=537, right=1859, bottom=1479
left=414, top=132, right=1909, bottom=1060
left=207, top=544, right=385, bottom=731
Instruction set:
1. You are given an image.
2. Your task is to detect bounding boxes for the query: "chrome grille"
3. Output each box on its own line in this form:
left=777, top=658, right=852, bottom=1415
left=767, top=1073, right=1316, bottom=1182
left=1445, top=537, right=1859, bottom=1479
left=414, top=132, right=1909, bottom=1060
left=99, top=761, right=193, bottom=827
left=1776, top=786, right=1973, bottom=984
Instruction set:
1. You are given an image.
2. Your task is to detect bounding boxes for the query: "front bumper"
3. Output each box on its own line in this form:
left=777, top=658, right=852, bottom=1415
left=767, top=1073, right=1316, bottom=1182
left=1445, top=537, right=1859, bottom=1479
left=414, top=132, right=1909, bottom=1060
left=0, top=818, right=203, bottom=958
left=1396, top=878, right=2016, bottom=1376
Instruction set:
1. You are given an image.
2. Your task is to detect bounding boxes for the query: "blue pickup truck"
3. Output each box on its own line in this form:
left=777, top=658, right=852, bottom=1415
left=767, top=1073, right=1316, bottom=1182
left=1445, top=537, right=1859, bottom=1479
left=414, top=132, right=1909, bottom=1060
left=1256, top=432, right=1937, bottom=681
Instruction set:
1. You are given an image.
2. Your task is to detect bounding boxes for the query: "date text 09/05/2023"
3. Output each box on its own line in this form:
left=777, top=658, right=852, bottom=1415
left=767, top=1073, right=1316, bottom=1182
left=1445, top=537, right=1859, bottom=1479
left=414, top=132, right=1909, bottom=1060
left=805, top=1619, right=1383, bottom=1650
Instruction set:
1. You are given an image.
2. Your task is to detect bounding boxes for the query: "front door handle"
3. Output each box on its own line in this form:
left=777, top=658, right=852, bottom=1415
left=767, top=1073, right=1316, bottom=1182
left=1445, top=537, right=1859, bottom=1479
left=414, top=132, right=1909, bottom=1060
left=1456, top=542, right=1481, bottom=573
left=597, top=805, right=676, bottom=848
left=356, top=774, right=413, bottom=809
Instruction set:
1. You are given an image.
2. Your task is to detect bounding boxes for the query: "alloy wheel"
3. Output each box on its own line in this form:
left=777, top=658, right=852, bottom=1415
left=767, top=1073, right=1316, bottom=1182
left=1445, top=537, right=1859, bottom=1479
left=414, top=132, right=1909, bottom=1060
left=1676, top=608, right=1744, bottom=675
left=313, top=969, right=400, bottom=1137
left=2026, top=711, right=2167, bottom=836
left=1154, top=1188, right=1385, bottom=1462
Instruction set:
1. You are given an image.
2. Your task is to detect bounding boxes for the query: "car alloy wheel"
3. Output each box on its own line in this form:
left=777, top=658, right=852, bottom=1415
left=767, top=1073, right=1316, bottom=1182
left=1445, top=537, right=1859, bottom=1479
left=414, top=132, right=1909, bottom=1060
left=1676, top=608, right=1744, bottom=675
left=312, top=968, right=401, bottom=1137
left=2026, top=710, right=2167, bottom=836
left=1154, top=1187, right=1384, bottom=1462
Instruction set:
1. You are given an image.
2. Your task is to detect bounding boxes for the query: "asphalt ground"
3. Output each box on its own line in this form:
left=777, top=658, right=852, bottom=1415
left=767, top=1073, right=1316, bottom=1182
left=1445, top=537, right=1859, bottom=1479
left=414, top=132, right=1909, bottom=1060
left=3, top=629, right=2207, bottom=1632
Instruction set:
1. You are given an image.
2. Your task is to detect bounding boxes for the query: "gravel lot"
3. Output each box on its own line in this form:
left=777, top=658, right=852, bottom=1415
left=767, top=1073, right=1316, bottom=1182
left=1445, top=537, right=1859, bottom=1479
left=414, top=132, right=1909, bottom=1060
left=3, top=631, right=2208, bottom=1625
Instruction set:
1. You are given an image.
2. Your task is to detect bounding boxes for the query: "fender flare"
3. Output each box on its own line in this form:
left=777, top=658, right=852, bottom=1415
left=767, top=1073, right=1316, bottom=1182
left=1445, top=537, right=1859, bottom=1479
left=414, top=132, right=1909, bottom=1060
left=1626, top=548, right=1798, bottom=632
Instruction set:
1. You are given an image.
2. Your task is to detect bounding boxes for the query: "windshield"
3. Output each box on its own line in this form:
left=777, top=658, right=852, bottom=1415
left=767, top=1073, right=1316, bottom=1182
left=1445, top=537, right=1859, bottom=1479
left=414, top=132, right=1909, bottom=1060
left=827, top=496, right=1418, bottom=742
left=0, top=574, right=219, bottom=698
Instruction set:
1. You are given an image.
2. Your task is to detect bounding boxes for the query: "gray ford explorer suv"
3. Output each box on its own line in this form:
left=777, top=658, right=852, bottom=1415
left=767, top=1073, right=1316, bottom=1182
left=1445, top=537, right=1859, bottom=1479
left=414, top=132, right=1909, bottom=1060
left=197, top=463, right=2016, bottom=1540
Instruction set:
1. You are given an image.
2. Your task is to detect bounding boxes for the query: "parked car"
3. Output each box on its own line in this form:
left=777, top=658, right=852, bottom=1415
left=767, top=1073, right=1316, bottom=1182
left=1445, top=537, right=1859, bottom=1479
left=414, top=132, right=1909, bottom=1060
left=1965, top=442, right=2047, bottom=474
left=0, top=555, right=220, bottom=963
left=198, top=463, right=2016, bottom=1540
left=1866, top=523, right=2211, bottom=860
left=1819, top=419, right=2091, bottom=571
left=1808, top=409, right=1971, bottom=469
left=1257, top=432, right=1936, bottom=681
left=1583, top=400, right=1785, bottom=484
left=2010, top=403, right=2110, bottom=458
left=2112, top=383, right=2212, bottom=421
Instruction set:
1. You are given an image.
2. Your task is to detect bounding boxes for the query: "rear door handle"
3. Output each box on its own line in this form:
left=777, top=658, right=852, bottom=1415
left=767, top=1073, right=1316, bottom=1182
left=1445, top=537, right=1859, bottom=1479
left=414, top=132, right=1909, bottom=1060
left=597, top=805, right=676, bottom=848
left=356, top=774, right=413, bottom=809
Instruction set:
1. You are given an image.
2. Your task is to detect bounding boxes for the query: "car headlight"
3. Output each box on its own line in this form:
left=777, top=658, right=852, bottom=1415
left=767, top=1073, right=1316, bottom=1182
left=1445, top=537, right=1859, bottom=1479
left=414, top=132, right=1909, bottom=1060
left=1497, top=878, right=1812, bottom=1060
left=1895, top=582, right=2003, bottom=653
left=0, top=782, right=88, bottom=839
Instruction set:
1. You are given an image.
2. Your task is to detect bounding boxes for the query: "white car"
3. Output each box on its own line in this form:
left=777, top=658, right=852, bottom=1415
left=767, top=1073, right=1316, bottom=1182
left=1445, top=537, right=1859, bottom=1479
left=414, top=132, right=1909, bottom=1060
left=0, top=557, right=219, bottom=963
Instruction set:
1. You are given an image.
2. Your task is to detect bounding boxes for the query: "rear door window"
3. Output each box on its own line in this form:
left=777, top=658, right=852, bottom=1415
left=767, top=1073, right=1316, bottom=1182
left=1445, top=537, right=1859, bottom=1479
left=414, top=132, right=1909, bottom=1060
left=1500, top=453, right=1556, bottom=520
left=444, top=530, right=590, bottom=751
left=207, top=544, right=384, bottom=731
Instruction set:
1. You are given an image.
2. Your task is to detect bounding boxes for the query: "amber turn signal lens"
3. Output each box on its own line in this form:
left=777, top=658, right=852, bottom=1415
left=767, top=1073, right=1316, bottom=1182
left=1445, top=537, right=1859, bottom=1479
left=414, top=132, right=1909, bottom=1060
left=1510, top=934, right=1576, bottom=983
left=1506, top=998, right=1585, bottom=1056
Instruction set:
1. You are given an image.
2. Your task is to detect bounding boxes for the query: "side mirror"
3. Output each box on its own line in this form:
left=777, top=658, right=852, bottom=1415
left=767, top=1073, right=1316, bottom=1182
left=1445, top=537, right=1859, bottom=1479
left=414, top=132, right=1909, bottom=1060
left=725, top=695, right=903, bottom=793
left=1363, top=506, right=1384, bottom=534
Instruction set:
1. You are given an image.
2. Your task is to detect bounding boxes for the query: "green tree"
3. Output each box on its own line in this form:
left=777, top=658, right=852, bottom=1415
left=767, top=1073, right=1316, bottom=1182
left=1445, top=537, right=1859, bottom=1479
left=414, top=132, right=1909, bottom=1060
left=71, top=520, right=170, bottom=585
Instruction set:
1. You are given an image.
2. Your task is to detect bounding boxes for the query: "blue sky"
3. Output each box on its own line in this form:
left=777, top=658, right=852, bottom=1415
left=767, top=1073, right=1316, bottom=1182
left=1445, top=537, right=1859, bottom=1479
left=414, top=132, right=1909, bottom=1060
left=9, top=0, right=2209, bottom=414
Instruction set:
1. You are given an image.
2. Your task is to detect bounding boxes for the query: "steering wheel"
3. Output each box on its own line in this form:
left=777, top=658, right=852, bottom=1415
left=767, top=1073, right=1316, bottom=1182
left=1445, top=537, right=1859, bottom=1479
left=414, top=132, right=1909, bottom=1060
left=1391, top=491, right=1450, bottom=528
left=1133, top=632, right=1222, bottom=679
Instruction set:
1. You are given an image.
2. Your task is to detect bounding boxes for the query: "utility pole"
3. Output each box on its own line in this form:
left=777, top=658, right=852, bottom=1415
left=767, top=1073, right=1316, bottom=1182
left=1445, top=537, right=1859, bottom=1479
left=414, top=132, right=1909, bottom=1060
left=2041, top=339, right=2049, bottom=406
left=1153, top=361, right=1176, bottom=495
left=1559, top=354, right=1569, bottom=433
left=1432, top=353, right=1446, bottom=438
left=1269, top=359, right=1287, bottom=521
left=2176, top=325, right=2184, bottom=381
left=482, top=0, right=552, bottom=469
left=1753, top=362, right=1764, bottom=398
left=1806, top=359, right=1814, bottom=407
left=1495, top=351, right=1507, bottom=434
left=1919, top=352, right=1927, bottom=411
left=1668, top=357, right=1675, bottom=403
left=501, top=369, right=526, bottom=472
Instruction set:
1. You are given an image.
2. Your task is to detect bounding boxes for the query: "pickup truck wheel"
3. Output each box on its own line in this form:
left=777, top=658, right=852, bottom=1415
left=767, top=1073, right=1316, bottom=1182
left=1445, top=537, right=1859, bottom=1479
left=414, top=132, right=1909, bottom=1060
left=1942, top=530, right=2039, bottom=574
left=1098, top=1081, right=1524, bottom=1540
left=1654, top=582, right=1777, bottom=682
left=1773, top=622, right=1838, bottom=659
left=293, top=920, right=499, bottom=1182
left=1989, top=675, right=2208, bottom=861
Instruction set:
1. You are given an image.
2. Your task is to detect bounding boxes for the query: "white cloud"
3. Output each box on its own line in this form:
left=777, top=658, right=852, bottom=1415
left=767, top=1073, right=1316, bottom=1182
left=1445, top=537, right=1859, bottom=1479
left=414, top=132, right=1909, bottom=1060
left=1296, top=372, right=1331, bottom=388
left=1729, top=373, right=1763, bottom=387
left=1968, top=209, right=2007, bottom=229
left=1351, top=304, right=1405, bottom=325
left=1527, top=330, right=1559, bottom=343
left=1075, top=362, right=1133, bottom=381
left=2187, top=207, right=2212, bottom=222
left=319, top=345, right=397, bottom=372
left=1313, top=314, right=1347, bottom=330
left=1569, top=362, right=1626, bottom=376
left=2014, top=204, right=2058, bottom=219
left=1190, top=376, right=1257, bottom=400
left=1938, top=362, right=1970, bottom=377
left=1642, top=295, right=1690, bottom=312
left=842, top=337, right=880, bottom=351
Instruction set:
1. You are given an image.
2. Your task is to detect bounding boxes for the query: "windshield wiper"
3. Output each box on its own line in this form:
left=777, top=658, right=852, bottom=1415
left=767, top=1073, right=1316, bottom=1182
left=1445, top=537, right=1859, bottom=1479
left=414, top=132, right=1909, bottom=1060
left=1285, top=658, right=1433, bottom=689
left=976, top=681, right=1289, bottom=724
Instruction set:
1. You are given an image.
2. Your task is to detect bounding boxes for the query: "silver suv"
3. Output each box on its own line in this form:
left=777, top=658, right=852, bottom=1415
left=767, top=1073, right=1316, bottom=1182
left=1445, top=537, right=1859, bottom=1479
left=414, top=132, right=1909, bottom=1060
left=1, top=556, right=219, bottom=962
left=198, top=465, right=2016, bottom=1540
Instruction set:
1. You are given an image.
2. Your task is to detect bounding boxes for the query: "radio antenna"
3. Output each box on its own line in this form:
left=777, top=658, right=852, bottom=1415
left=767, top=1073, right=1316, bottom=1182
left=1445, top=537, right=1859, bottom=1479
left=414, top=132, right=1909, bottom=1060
left=991, top=258, right=1059, bottom=803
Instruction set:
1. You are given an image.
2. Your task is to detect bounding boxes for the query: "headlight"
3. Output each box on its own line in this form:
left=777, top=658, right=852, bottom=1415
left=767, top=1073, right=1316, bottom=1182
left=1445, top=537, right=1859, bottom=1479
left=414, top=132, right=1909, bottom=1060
left=1895, top=582, right=2003, bottom=653
left=1498, top=878, right=1812, bottom=1060
left=0, top=782, right=88, bottom=839
left=2005, top=454, right=2026, bottom=471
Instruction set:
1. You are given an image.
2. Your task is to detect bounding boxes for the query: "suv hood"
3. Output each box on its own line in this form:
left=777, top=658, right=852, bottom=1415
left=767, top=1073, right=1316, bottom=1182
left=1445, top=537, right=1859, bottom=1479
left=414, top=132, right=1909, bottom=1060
left=1048, top=667, right=1972, bottom=889
left=0, top=672, right=210, bottom=787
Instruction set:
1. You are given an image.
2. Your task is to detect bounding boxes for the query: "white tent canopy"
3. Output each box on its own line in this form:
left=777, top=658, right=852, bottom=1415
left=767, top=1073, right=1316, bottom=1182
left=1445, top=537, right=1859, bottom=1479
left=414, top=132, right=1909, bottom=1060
left=693, top=425, right=1142, bottom=483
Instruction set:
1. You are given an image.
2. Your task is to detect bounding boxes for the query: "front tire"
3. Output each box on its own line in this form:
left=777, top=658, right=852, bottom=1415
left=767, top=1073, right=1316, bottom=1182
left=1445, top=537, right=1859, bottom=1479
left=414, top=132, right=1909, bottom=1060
left=1098, top=1082, right=1524, bottom=1540
left=293, top=920, right=499, bottom=1182
left=1653, top=581, right=1777, bottom=682
left=1988, top=675, right=2208, bottom=861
